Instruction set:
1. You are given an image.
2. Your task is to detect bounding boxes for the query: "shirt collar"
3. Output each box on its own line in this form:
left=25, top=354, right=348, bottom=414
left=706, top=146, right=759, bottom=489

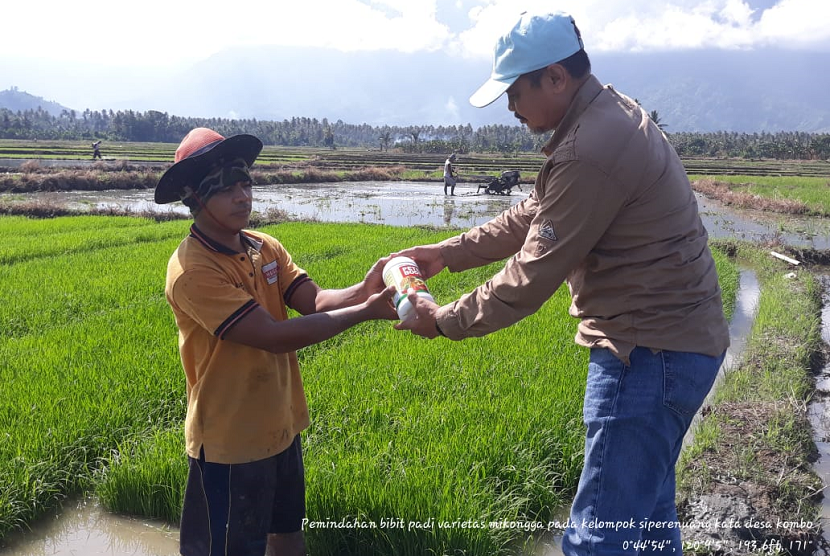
left=540, top=74, right=604, bottom=157
left=189, top=224, right=262, bottom=255
left=241, top=231, right=264, bottom=253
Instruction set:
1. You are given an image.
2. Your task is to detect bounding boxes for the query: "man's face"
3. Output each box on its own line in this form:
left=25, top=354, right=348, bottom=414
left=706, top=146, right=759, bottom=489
left=203, top=180, right=253, bottom=231
left=505, top=70, right=568, bottom=134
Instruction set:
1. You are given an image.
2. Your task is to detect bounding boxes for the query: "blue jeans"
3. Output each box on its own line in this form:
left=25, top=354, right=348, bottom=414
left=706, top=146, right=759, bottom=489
left=562, top=347, right=724, bottom=556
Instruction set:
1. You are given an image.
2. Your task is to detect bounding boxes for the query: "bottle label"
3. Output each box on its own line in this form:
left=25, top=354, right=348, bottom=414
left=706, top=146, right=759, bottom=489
left=396, top=264, right=429, bottom=294
left=383, top=257, right=431, bottom=309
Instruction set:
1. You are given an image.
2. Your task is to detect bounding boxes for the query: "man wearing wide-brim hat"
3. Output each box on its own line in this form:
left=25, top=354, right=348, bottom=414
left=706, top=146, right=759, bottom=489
left=393, top=11, right=729, bottom=555
left=156, top=128, right=397, bottom=556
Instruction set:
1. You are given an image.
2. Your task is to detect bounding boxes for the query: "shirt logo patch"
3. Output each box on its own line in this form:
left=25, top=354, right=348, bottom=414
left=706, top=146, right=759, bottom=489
left=262, top=260, right=279, bottom=285
left=539, top=220, right=557, bottom=241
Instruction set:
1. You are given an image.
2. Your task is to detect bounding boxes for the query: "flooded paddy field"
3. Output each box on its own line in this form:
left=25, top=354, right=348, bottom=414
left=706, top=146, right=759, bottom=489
left=5, top=179, right=830, bottom=249
left=3, top=179, right=830, bottom=556
left=1, top=181, right=521, bottom=229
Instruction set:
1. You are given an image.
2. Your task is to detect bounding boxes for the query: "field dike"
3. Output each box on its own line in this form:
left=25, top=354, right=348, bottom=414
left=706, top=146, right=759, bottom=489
left=676, top=242, right=829, bottom=556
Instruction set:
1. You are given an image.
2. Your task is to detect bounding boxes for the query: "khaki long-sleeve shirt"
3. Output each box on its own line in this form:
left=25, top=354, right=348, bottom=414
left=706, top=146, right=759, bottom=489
left=435, top=75, right=729, bottom=362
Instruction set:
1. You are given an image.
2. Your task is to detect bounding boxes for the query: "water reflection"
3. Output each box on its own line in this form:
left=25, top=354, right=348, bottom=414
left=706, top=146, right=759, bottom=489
left=0, top=499, right=178, bottom=556
left=681, top=270, right=760, bottom=452
left=696, top=194, right=830, bottom=250
left=808, top=276, right=830, bottom=547
left=6, top=181, right=830, bottom=248
left=3, top=181, right=523, bottom=229
left=442, top=198, right=457, bottom=226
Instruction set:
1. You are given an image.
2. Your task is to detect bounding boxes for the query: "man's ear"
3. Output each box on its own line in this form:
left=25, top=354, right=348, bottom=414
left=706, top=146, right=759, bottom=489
left=545, top=64, right=569, bottom=93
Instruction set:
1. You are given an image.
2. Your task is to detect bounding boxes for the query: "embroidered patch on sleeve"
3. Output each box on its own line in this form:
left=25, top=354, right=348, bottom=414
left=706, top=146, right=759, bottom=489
left=539, top=220, right=558, bottom=241
left=262, top=260, right=280, bottom=285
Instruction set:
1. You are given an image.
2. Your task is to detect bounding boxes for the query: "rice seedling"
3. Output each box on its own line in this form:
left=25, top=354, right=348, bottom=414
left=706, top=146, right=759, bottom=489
left=0, top=214, right=155, bottom=238
left=96, top=426, right=187, bottom=521
left=1, top=216, right=739, bottom=555
left=712, top=249, right=738, bottom=321
left=0, top=217, right=187, bottom=266
left=0, top=293, right=184, bottom=538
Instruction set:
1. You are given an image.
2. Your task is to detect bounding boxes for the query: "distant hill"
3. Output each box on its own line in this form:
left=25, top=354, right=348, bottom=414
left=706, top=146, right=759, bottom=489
left=3, top=46, right=829, bottom=133
left=125, top=45, right=830, bottom=133
left=0, top=87, right=73, bottom=117
left=591, top=49, right=830, bottom=133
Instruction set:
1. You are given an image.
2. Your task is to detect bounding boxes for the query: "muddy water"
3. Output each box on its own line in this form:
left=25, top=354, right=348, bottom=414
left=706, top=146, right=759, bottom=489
left=0, top=498, right=178, bottom=555
left=680, top=270, right=760, bottom=452
left=6, top=181, right=830, bottom=248
left=696, top=195, right=830, bottom=250
left=808, top=276, right=830, bottom=548
left=2, top=181, right=523, bottom=230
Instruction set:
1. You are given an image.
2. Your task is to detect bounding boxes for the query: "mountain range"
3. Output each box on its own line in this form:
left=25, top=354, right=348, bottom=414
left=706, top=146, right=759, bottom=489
left=0, top=87, right=71, bottom=118
left=2, top=46, right=828, bottom=133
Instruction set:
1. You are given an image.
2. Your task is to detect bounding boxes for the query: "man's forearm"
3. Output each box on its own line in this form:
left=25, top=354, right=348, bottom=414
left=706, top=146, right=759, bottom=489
left=313, top=282, right=368, bottom=312
left=267, top=304, right=373, bottom=352
left=440, top=197, right=535, bottom=272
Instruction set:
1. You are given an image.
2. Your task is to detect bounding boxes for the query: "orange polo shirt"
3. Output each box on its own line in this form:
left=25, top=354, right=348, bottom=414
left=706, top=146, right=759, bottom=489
left=165, top=224, right=311, bottom=464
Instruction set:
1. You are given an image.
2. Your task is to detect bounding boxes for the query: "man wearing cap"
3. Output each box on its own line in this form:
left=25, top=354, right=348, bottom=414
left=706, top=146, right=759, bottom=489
left=394, top=11, right=728, bottom=556
left=443, top=153, right=458, bottom=195
left=155, top=127, right=397, bottom=556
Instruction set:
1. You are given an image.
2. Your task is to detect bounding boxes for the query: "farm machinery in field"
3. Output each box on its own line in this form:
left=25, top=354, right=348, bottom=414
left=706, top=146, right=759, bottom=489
left=476, top=170, right=522, bottom=195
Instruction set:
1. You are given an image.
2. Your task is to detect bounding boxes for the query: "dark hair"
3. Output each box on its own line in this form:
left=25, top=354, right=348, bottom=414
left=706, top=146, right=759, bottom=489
left=525, top=49, right=592, bottom=86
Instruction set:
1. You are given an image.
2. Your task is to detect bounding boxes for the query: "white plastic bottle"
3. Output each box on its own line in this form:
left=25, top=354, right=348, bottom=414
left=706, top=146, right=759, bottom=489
left=382, top=256, right=436, bottom=321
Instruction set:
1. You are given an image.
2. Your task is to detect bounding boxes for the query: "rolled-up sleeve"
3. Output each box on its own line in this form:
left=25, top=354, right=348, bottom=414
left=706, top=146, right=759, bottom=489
left=436, top=160, right=626, bottom=340
left=438, top=195, right=537, bottom=272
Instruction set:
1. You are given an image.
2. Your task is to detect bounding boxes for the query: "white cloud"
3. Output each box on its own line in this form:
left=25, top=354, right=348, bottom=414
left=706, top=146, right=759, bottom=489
left=454, top=2, right=522, bottom=59
left=445, top=96, right=461, bottom=120
left=719, top=0, right=755, bottom=26
left=3, top=0, right=451, bottom=67
left=756, top=0, right=830, bottom=48
left=2, top=0, right=828, bottom=71
left=590, top=2, right=759, bottom=51
left=240, top=0, right=450, bottom=53
left=4, top=1, right=219, bottom=66
left=455, top=0, right=830, bottom=57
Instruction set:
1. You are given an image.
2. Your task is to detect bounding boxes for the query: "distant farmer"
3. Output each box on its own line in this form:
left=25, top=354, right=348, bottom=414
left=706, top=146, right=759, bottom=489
left=91, top=140, right=102, bottom=160
left=154, top=127, right=396, bottom=556
left=443, top=152, right=458, bottom=195
left=393, top=11, right=729, bottom=556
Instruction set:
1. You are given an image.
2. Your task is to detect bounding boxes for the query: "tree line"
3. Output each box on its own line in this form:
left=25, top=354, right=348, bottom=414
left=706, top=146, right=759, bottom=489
left=1, top=106, right=829, bottom=160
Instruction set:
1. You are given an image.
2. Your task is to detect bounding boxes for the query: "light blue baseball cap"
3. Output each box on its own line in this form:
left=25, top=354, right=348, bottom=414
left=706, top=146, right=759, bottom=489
left=469, top=11, right=585, bottom=108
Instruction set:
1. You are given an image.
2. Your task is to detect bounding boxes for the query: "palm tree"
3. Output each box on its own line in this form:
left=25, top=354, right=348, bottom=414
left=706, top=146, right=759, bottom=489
left=649, top=110, right=668, bottom=131
left=378, top=129, right=393, bottom=151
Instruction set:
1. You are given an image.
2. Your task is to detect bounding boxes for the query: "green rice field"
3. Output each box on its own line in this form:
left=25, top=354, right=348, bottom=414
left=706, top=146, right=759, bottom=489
left=3, top=138, right=829, bottom=180
left=0, top=215, right=738, bottom=555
